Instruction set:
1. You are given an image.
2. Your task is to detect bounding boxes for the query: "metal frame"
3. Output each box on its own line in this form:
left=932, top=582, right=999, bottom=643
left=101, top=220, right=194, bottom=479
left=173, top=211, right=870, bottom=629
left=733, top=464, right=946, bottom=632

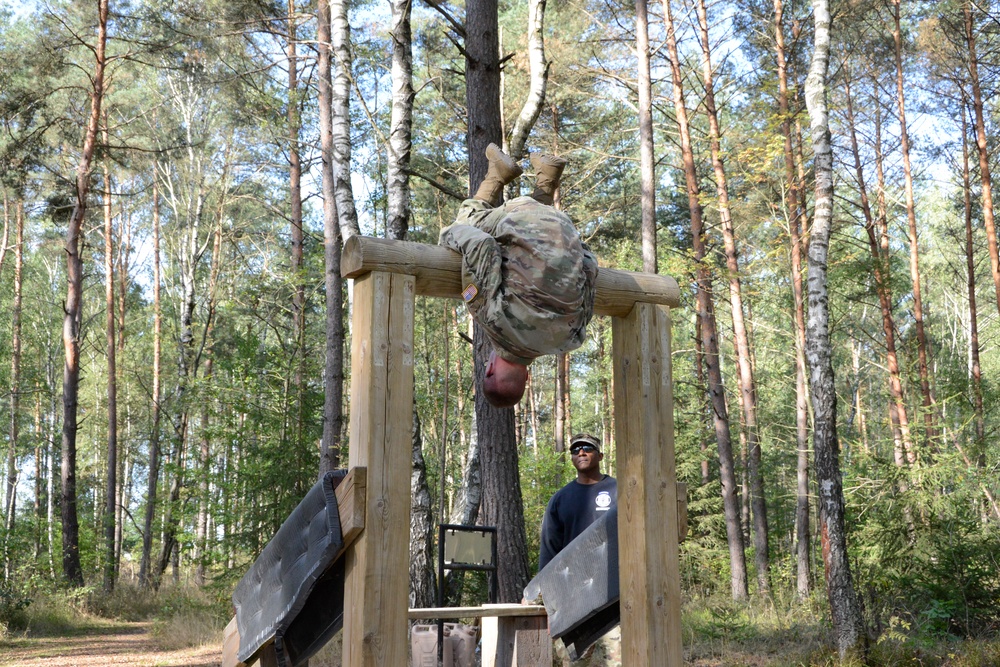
left=436, top=524, right=498, bottom=664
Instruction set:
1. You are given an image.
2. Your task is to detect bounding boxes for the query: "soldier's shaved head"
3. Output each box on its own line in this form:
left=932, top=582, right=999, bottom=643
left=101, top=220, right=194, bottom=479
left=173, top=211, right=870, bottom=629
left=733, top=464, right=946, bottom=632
left=483, top=351, right=528, bottom=408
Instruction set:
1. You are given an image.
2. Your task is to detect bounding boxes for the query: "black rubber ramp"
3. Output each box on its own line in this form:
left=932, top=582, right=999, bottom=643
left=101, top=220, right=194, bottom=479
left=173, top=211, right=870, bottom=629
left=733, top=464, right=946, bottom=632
left=523, top=506, right=619, bottom=660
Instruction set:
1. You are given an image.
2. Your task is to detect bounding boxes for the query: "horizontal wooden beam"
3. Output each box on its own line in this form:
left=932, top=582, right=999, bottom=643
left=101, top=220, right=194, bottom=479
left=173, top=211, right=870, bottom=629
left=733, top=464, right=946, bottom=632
left=408, top=604, right=547, bottom=620
left=342, top=235, right=680, bottom=316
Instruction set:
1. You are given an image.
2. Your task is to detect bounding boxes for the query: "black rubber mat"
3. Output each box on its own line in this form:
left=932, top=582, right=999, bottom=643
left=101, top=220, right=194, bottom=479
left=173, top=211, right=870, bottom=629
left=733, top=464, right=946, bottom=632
left=233, top=470, right=348, bottom=667
left=523, top=506, right=619, bottom=660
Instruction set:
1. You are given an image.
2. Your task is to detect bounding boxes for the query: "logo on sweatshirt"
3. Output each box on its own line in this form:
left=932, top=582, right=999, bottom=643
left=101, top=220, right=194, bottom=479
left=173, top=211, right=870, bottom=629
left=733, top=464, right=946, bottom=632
left=595, top=491, right=612, bottom=511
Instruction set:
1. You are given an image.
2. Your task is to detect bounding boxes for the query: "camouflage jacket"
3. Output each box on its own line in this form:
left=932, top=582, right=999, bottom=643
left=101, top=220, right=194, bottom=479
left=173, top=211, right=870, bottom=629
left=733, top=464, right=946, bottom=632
left=439, top=196, right=598, bottom=365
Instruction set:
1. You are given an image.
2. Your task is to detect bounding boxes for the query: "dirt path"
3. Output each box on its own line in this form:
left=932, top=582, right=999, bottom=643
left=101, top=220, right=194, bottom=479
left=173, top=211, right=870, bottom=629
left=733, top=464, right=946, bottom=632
left=0, top=621, right=221, bottom=667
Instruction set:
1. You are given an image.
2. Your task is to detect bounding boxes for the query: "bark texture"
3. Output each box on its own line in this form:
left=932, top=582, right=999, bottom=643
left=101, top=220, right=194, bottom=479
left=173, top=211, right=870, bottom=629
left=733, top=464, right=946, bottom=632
left=506, top=0, right=548, bottom=160
left=663, top=0, right=747, bottom=600
left=891, top=0, right=934, bottom=443
left=466, top=0, right=531, bottom=603
left=410, top=409, right=436, bottom=608
left=139, top=173, right=162, bottom=588
left=774, top=0, right=811, bottom=600
left=61, top=0, right=109, bottom=587
left=804, top=0, right=866, bottom=657
left=102, top=148, right=118, bottom=593
left=318, top=0, right=344, bottom=473
left=695, top=0, right=769, bottom=595
left=388, top=0, right=413, bottom=241
left=637, top=0, right=656, bottom=274
left=3, top=197, right=23, bottom=581
left=332, top=0, right=360, bottom=240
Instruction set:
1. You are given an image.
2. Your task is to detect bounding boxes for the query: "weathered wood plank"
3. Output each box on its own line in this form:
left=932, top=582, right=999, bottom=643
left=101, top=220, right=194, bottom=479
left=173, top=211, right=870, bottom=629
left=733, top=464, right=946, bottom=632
left=407, top=604, right=547, bottom=620
left=343, top=271, right=414, bottom=667
left=481, top=607, right=552, bottom=667
left=221, top=617, right=246, bottom=667
left=612, top=303, right=683, bottom=667
left=341, top=235, right=680, bottom=315
left=335, top=466, right=367, bottom=550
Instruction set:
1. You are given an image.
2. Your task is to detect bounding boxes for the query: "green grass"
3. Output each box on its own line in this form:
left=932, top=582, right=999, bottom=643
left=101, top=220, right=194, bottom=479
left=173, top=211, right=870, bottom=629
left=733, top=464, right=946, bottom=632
left=682, top=593, right=1000, bottom=666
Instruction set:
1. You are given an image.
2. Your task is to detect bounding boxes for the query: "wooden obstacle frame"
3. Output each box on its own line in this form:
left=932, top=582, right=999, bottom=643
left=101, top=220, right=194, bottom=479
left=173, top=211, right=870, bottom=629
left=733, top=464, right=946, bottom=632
left=225, top=235, right=684, bottom=667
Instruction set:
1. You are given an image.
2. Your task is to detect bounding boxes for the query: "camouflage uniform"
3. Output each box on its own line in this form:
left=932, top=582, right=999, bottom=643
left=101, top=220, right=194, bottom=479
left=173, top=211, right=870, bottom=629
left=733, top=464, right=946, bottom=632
left=553, top=627, right=621, bottom=667
left=440, top=196, right=598, bottom=365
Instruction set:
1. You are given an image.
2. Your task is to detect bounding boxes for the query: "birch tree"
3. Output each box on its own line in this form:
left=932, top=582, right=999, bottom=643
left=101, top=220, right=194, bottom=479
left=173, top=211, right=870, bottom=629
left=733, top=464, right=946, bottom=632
left=804, top=0, right=866, bottom=656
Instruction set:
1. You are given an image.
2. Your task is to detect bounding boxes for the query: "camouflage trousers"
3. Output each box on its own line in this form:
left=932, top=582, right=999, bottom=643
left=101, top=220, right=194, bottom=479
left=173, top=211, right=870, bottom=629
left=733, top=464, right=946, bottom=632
left=553, top=626, right=621, bottom=667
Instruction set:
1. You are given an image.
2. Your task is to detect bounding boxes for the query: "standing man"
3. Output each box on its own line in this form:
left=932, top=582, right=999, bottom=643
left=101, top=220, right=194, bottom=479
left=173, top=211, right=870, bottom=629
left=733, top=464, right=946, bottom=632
left=538, top=432, right=619, bottom=666
left=538, top=433, right=616, bottom=571
left=439, top=144, right=598, bottom=408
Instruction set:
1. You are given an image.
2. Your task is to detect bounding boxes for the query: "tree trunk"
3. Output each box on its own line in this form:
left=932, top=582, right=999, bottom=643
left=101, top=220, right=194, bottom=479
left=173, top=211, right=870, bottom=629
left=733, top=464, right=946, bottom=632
left=891, top=0, right=934, bottom=444
left=287, top=0, right=306, bottom=460
left=318, top=0, right=345, bottom=473
left=554, top=356, right=566, bottom=453
left=410, top=408, right=436, bottom=607
left=140, top=171, right=163, bottom=588
left=964, top=1, right=1000, bottom=318
left=195, top=355, right=214, bottom=587
left=960, top=106, right=985, bottom=457
left=774, top=0, right=811, bottom=600
left=843, top=69, right=913, bottom=469
left=466, top=0, right=531, bottom=603
left=388, top=0, right=413, bottom=240
left=0, top=194, right=10, bottom=275
left=694, top=0, right=769, bottom=595
left=61, top=0, right=109, bottom=587
left=637, top=0, right=655, bottom=274
left=32, top=389, right=42, bottom=564
left=506, top=0, right=549, bottom=161
left=4, top=196, right=24, bottom=581
left=102, top=142, right=118, bottom=594
left=804, top=0, right=866, bottom=656
left=663, top=0, right=747, bottom=600
left=332, top=0, right=360, bottom=241
left=194, top=217, right=223, bottom=586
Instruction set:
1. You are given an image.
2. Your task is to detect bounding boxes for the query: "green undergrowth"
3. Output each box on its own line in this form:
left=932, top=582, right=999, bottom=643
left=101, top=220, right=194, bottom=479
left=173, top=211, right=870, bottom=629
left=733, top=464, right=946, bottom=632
left=682, top=593, right=1000, bottom=666
left=0, top=580, right=228, bottom=650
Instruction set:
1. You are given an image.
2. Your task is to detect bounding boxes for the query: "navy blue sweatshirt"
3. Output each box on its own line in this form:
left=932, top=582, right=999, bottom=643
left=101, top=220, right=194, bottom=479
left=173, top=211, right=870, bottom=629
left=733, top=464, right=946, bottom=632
left=538, top=475, right=617, bottom=571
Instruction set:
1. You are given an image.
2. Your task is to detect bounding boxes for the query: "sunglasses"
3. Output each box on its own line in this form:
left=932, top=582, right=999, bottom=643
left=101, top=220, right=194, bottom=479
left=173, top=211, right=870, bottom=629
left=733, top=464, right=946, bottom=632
left=570, top=444, right=598, bottom=455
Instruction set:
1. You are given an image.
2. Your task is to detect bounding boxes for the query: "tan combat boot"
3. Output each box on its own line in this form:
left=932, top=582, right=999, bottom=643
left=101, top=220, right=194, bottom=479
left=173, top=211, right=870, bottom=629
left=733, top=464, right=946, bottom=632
left=474, top=143, right=523, bottom=205
left=530, top=153, right=568, bottom=205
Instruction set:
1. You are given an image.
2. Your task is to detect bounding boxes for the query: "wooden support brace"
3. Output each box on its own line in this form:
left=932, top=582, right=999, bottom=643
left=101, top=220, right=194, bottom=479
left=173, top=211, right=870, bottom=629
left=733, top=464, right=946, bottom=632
left=612, top=303, right=683, bottom=666
left=343, top=271, right=415, bottom=667
left=480, top=605, right=552, bottom=667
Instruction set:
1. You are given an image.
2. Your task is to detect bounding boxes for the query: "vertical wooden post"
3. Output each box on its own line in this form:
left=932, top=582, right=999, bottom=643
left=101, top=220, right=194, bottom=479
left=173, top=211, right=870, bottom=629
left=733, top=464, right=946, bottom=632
left=343, top=271, right=415, bottom=667
left=612, top=303, right=683, bottom=666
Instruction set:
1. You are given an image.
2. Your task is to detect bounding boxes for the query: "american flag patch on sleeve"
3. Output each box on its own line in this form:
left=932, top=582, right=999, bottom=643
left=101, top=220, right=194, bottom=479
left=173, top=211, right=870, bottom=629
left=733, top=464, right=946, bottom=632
left=462, top=284, right=478, bottom=302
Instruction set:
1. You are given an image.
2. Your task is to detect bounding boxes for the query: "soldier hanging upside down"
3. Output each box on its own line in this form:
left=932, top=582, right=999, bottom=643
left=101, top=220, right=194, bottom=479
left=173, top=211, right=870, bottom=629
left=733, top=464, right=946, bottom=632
left=439, top=144, right=599, bottom=408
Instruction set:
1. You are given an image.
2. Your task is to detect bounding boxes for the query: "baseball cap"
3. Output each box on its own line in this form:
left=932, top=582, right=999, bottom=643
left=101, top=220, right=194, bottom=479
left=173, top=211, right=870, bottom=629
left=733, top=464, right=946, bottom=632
left=569, top=433, right=600, bottom=451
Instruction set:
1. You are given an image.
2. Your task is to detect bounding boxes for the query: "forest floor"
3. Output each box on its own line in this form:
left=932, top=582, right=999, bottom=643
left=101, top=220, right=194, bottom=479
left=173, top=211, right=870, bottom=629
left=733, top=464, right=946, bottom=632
left=0, top=619, right=221, bottom=667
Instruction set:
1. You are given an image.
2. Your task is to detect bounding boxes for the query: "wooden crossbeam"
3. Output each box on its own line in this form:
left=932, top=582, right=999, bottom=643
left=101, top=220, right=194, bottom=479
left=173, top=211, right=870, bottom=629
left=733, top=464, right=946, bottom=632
left=341, top=235, right=680, bottom=317
left=408, top=604, right=547, bottom=620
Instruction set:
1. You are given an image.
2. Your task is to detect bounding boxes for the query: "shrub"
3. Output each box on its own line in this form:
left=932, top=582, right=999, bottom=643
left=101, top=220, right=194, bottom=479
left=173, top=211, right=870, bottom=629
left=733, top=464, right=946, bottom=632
left=0, top=581, right=32, bottom=633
